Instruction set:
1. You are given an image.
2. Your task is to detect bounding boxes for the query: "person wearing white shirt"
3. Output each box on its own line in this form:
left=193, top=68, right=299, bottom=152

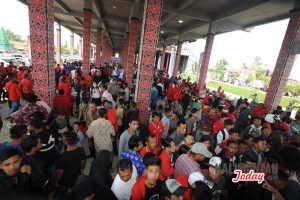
left=111, top=159, right=138, bottom=200
left=71, top=69, right=76, bottom=79
left=101, top=84, right=116, bottom=108
left=214, top=119, right=233, bottom=155
left=123, top=83, right=130, bottom=102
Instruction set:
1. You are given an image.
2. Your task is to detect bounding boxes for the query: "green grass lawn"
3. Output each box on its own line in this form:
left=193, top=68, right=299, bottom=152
left=207, top=80, right=300, bottom=108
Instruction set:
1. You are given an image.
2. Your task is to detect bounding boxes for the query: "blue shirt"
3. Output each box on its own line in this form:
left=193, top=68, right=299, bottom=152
left=120, top=150, right=145, bottom=176
left=75, top=131, right=84, bottom=148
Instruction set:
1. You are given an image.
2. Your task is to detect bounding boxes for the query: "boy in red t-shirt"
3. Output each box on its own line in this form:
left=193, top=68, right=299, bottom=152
left=19, top=73, right=33, bottom=99
left=149, top=111, right=164, bottom=148
left=132, top=156, right=162, bottom=200
left=140, top=135, right=158, bottom=158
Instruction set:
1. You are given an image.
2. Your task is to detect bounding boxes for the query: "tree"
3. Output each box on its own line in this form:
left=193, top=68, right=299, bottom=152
left=61, top=42, right=69, bottom=55
left=285, top=82, right=300, bottom=97
left=254, top=56, right=262, bottom=66
left=212, top=58, right=228, bottom=80
left=4, top=29, right=22, bottom=42
left=246, top=74, right=255, bottom=83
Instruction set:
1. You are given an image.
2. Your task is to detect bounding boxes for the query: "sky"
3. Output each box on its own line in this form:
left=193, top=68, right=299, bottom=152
left=1, top=0, right=299, bottom=80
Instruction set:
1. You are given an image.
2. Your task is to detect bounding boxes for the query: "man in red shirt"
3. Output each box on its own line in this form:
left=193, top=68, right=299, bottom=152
left=204, top=108, right=219, bottom=127
left=85, top=74, right=93, bottom=89
left=53, top=89, right=72, bottom=117
left=104, top=100, right=118, bottom=155
left=212, top=113, right=228, bottom=135
left=19, top=73, right=33, bottom=99
left=6, top=76, right=21, bottom=113
left=149, top=111, right=164, bottom=148
left=131, top=156, right=162, bottom=200
left=17, top=67, right=24, bottom=81
left=55, top=63, right=61, bottom=73
left=167, top=82, right=179, bottom=102
left=6, top=61, right=14, bottom=74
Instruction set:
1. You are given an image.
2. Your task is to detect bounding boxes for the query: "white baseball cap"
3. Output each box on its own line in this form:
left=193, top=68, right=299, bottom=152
left=162, top=179, right=186, bottom=197
left=209, top=156, right=222, bottom=169
left=188, top=172, right=214, bottom=189
left=191, top=142, right=212, bottom=158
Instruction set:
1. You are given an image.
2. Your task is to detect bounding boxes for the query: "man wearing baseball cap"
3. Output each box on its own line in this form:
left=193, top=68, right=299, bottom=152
left=161, top=179, right=186, bottom=200
left=174, top=142, right=212, bottom=178
left=205, top=156, right=226, bottom=200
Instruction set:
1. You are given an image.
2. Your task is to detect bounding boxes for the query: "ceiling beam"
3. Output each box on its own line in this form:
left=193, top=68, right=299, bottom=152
left=92, top=0, right=113, bottom=46
left=111, top=36, right=124, bottom=40
left=74, top=17, right=83, bottom=26
left=54, top=8, right=98, bottom=20
left=214, top=0, right=270, bottom=21
left=160, top=26, right=179, bottom=34
left=164, top=0, right=270, bottom=42
left=163, top=4, right=212, bottom=22
left=103, top=15, right=129, bottom=24
left=55, top=0, right=70, bottom=14
left=107, top=27, right=126, bottom=34
left=160, top=0, right=195, bottom=26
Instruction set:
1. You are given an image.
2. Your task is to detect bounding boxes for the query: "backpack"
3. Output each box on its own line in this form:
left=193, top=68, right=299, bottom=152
left=213, top=129, right=226, bottom=149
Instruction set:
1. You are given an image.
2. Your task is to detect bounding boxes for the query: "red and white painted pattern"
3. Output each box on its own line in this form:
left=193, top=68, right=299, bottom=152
left=136, top=0, right=163, bottom=124
left=29, top=0, right=55, bottom=105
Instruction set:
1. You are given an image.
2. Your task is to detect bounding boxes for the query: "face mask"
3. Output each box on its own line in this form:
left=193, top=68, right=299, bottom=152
left=93, top=84, right=97, bottom=87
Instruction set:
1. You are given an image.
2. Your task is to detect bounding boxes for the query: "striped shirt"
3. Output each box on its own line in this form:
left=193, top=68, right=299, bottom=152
left=174, top=154, right=200, bottom=178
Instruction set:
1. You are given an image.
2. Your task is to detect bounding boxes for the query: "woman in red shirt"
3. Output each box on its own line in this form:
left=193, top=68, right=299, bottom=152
left=148, top=111, right=164, bottom=148
left=159, top=137, right=176, bottom=180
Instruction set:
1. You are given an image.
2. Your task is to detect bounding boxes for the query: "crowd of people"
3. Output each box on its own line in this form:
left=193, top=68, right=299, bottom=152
left=0, top=59, right=300, bottom=200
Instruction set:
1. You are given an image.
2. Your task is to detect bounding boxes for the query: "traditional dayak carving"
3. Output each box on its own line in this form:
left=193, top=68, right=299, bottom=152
left=136, top=0, right=163, bottom=124
left=29, top=0, right=55, bottom=105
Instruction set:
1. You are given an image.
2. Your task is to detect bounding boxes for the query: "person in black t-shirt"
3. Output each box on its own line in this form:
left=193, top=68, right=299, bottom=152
left=21, top=135, right=53, bottom=194
left=29, top=116, right=57, bottom=184
left=132, top=153, right=163, bottom=200
left=0, top=147, right=48, bottom=199
left=56, top=132, right=86, bottom=200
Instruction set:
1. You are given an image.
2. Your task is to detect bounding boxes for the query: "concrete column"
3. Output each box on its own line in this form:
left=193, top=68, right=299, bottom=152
left=55, top=25, right=61, bottom=64
left=198, top=34, right=214, bottom=90
left=135, top=0, right=163, bottom=124
left=160, top=46, right=166, bottom=70
left=27, top=35, right=31, bottom=59
left=103, top=36, right=107, bottom=64
left=126, top=18, right=138, bottom=88
left=78, top=37, right=82, bottom=58
left=70, top=32, right=74, bottom=60
left=29, top=0, right=55, bottom=105
left=82, top=8, right=93, bottom=75
left=95, top=28, right=102, bottom=67
left=168, top=47, right=176, bottom=77
left=173, top=42, right=182, bottom=76
left=165, top=53, right=170, bottom=72
left=264, top=9, right=300, bottom=111
left=124, top=32, right=130, bottom=68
